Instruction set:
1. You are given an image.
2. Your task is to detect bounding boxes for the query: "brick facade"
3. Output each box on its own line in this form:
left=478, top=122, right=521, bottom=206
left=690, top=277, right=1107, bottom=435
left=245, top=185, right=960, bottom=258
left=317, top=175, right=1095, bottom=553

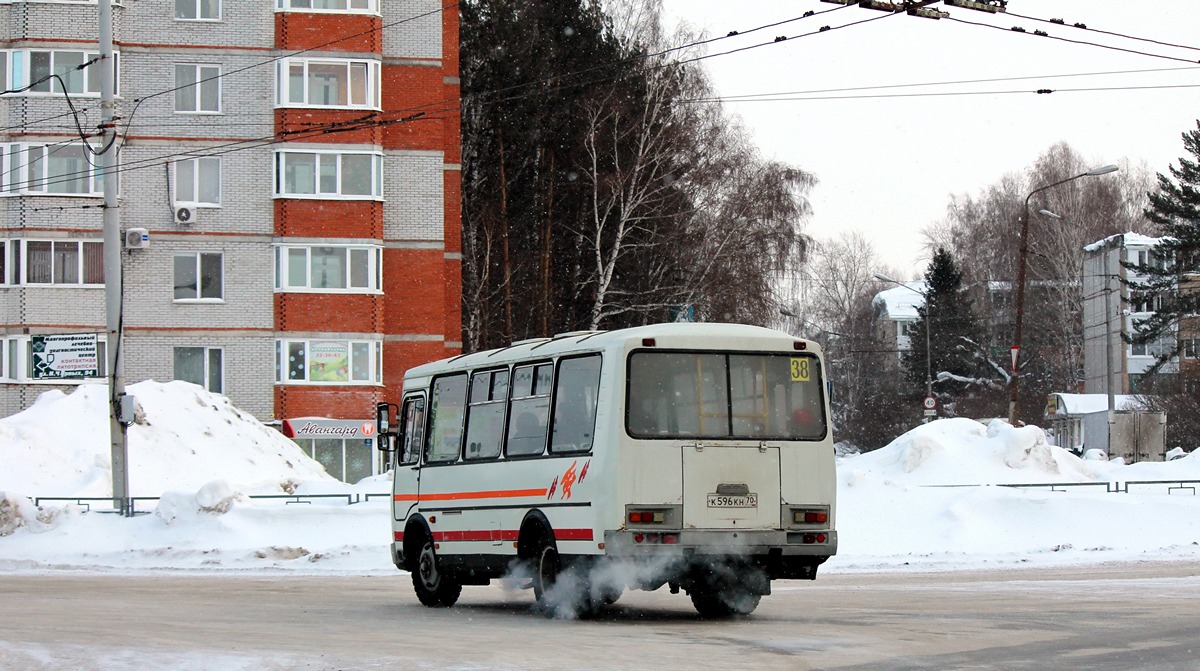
left=0, top=2, right=461, bottom=427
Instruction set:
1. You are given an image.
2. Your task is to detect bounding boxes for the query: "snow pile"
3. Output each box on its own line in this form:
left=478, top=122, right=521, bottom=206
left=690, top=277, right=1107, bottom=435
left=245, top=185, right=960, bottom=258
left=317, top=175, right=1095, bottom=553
left=841, top=418, right=1097, bottom=486
left=0, top=380, right=334, bottom=499
left=835, top=419, right=1200, bottom=569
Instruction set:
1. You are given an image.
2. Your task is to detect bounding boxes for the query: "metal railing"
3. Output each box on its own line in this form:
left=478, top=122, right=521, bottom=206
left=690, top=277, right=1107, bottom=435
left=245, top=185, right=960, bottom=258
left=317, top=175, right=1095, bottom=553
left=925, top=480, right=1200, bottom=495
left=30, top=492, right=391, bottom=517
left=27, top=480, right=1200, bottom=518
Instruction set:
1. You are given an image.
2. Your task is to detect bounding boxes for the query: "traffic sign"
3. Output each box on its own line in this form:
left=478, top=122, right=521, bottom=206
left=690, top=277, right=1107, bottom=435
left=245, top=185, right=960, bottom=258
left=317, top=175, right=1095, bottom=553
left=923, top=396, right=937, bottom=410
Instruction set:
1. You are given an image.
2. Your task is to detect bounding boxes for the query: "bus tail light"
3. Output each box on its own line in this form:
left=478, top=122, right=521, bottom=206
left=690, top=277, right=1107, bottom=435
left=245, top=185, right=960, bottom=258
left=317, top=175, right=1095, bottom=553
left=793, top=510, right=828, bottom=525
left=634, top=533, right=676, bottom=544
left=625, top=505, right=679, bottom=528
left=628, top=510, right=665, bottom=524
left=789, top=507, right=830, bottom=529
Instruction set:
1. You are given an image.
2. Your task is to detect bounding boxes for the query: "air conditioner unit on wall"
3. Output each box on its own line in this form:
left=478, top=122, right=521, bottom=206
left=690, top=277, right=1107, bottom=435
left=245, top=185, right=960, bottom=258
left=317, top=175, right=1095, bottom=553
left=125, top=228, right=149, bottom=249
left=173, top=204, right=195, bottom=225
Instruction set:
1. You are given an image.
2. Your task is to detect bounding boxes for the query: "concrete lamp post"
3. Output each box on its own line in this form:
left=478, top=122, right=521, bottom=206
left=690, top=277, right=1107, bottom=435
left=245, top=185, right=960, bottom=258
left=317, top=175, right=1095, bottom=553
left=1007, top=164, right=1119, bottom=425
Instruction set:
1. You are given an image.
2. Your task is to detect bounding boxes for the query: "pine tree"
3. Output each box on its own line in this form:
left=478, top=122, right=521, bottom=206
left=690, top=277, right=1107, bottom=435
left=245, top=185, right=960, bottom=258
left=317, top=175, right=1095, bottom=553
left=1126, top=121, right=1200, bottom=375
left=903, top=248, right=987, bottom=417
left=460, top=0, right=812, bottom=350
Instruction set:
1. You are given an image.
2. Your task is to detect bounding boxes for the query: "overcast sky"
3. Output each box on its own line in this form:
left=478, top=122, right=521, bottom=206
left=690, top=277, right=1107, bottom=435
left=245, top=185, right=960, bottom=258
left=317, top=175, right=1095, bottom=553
left=661, top=0, right=1200, bottom=277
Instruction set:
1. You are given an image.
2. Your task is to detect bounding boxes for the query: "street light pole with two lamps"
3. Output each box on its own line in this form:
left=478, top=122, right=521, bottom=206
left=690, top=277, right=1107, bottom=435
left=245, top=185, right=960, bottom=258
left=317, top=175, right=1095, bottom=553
left=1007, top=164, right=1119, bottom=425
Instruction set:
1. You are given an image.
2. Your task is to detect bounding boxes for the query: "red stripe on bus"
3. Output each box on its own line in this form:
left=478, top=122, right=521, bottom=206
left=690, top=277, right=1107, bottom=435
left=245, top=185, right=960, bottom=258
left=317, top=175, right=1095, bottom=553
left=432, top=529, right=519, bottom=542
left=427, top=529, right=594, bottom=543
left=393, top=488, right=549, bottom=503
left=554, top=528, right=594, bottom=541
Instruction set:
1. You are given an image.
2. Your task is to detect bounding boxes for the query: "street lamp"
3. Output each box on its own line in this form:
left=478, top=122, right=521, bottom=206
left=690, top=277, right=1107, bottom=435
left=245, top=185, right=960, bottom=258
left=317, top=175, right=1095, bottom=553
left=778, top=307, right=841, bottom=345
left=874, top=274, right=933, bottom=412
left=1044, top=207, right=1119, bottom=417
left=1007, top=164, right=1119, bottom=425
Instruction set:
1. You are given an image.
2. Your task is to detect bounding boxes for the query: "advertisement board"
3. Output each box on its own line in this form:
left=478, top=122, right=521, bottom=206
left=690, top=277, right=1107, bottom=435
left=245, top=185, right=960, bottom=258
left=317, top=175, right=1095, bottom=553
left=31, top=334, right=100, bottom=380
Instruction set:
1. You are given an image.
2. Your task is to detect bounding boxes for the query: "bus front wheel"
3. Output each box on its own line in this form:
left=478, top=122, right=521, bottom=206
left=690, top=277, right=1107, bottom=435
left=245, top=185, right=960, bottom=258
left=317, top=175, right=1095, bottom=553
left=412, top=538, right=462, bottom=607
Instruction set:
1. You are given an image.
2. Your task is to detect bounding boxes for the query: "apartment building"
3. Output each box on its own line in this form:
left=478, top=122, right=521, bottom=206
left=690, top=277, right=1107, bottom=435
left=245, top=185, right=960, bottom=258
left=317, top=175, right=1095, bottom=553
left=0, top=0, right=462, bottom=482
left=871, top=280, right=926, bottom=366
left=1082, top=232, right=1179, bottom=395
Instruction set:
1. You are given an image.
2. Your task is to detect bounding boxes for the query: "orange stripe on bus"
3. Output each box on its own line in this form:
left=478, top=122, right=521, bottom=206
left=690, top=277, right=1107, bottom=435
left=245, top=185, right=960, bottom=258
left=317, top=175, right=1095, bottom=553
left=392, top=488, right=549, bottom=503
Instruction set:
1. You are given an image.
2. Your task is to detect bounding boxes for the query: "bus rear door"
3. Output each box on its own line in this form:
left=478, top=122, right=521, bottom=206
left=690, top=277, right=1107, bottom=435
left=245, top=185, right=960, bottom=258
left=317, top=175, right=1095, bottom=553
left=682, top=440, right=780, bottom=530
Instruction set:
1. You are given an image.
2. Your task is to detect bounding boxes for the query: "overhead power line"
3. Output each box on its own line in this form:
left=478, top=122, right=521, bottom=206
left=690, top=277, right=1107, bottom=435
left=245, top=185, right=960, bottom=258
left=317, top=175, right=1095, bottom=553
left=707, top=64, right=1200, bottom=102
left=684, top=81, right=1200, bottom=104
left=945, top=16, right=1200, bottom=66
left=1005, top=10, right=1200, bottom=54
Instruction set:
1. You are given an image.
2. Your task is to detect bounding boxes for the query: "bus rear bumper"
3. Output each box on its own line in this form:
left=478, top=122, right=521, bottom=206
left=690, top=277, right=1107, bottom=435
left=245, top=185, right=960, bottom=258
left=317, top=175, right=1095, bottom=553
left=602, top=529, right=836, bottom=582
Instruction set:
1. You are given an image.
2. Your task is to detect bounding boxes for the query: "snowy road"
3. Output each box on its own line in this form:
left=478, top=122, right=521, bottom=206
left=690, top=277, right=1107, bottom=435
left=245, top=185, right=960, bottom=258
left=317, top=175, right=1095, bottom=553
left=3, top=562, right=1199, bottom=670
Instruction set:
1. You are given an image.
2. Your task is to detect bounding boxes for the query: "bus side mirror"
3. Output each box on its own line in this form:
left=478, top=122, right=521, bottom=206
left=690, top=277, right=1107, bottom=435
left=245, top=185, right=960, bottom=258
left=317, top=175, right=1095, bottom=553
left=377, top=402, right=398, bottom=436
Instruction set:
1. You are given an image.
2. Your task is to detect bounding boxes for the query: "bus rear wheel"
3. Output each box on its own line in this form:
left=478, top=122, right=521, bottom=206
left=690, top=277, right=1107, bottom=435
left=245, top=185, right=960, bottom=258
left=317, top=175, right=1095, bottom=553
left=412, top=538, right=462, bottom=607
left=533, top=539, right=561, bottom=605
left=690, top=587, right=761, bottom=618
left=532, top=540, right=618, bottom=618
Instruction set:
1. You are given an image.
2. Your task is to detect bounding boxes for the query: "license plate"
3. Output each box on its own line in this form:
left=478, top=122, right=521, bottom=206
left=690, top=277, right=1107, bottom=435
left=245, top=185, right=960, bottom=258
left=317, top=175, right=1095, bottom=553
left=707, top=493, right=758, bottom=508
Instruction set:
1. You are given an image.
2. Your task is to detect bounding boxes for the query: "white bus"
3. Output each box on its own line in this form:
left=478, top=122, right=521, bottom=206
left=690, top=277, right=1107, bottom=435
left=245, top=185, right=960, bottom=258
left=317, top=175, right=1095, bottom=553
left=376, top=322, right=836, bottom=617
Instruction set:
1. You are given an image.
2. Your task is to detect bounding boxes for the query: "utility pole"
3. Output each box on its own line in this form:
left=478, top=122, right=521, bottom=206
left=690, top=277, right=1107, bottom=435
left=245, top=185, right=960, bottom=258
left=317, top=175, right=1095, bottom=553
left=100, top=0, right=129, bottom=515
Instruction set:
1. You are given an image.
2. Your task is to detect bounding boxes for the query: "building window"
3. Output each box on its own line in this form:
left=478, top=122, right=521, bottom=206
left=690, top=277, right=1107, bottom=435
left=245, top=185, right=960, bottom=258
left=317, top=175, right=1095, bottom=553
left=1130, top=329, right=1176, bottom=358
left=1133, top=249, right=1171, bottom=271
left=174, top=346, right=223, bottom=393
left=174, top=252, right=223, bottom=301
left=174, top=64, right=220, bottom=113
left=275, top=58, right=380, bottom=109
left=292, top=437, right=377, bottom=483
left=14, top=50, right=115, bottom=96
left=176, top=0, right=220, bottom=20
left=1129, top=291, right=1167, bottom=315
left=276, top=0, right=379, bottom=13
left=274, top=244, right=381, bottom=293
left=275, top=150, right=383, bottom=199
left=275, top=338, right=382, bottom=385
left=22, top=240, right=104, bottom=286
left=5, top=338, right=15, bottom=381
left=174, top=157, right=220, bottom=205
left=4, top=142, right=107, bottom=195
left=1183, top=338, right=1200, bottom=360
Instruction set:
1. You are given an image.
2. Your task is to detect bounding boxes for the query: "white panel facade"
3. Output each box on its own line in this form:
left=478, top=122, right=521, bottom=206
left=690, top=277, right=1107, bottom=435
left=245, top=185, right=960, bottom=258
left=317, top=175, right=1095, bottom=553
left=384, top=151, right=443, bottom=241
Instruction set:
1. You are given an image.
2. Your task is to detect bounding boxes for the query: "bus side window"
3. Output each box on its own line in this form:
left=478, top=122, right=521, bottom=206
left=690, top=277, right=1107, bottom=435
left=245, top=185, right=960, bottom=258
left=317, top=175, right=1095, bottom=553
left=464, top=369, right=508, bottom=460
left=399, top=396, right=424, bottom=466
left=427, top=374, right=468, bottom=463
left=550, top=354, right=601, bottom=454
left=507, top=363, right=551, bottom=457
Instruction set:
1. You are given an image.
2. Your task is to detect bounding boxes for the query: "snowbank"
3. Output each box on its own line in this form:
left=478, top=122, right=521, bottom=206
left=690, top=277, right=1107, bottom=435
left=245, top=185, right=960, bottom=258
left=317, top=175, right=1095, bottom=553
left=0, top=381, right=334, bottom=500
